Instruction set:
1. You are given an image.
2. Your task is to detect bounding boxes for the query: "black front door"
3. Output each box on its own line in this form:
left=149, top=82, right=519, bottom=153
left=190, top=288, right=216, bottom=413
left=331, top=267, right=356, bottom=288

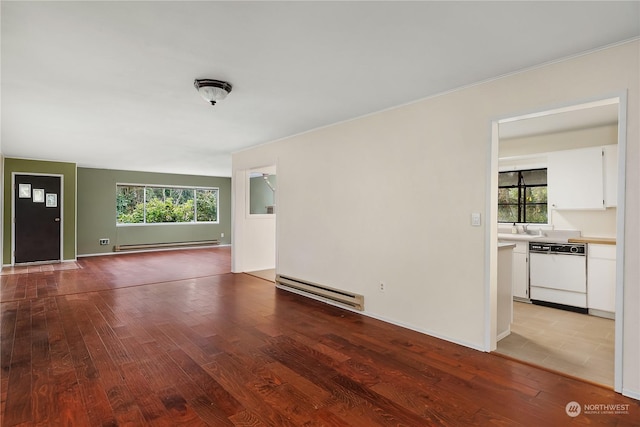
left=14, top=174, right=62, bottom=264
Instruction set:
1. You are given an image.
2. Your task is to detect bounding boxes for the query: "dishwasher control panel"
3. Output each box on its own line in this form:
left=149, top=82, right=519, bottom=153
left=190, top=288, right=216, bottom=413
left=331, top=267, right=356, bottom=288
left=529, top=242, right=585, bottom=255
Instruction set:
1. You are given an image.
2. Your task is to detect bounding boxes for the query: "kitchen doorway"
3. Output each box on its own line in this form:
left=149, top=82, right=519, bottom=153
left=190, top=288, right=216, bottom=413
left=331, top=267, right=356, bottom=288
left=487, top=95, right=627, bottom=391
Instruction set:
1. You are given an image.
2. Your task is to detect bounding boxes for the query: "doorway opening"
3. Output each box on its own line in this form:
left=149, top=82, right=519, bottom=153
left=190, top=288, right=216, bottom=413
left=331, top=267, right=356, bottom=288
left=235, top=165, right=277, bottom=282
left=487, top=95, right=626, bottom=392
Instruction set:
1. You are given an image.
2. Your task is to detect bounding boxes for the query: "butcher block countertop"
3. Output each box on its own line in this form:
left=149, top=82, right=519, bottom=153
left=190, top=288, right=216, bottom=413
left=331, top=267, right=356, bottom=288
left=568, top=237, right=616, bottom=245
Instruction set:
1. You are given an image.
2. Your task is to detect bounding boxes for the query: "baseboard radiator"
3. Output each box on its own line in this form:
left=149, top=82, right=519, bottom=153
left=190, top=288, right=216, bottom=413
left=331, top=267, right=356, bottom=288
left=275, top=274, right=364, bottom=311
left=114, top=240, right=218, bottom=252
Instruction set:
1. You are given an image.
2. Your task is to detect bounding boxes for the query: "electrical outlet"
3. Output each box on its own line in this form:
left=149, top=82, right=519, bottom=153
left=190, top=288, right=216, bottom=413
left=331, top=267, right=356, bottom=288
left=99, top=238, right=110, bottom=245
left=379, top=282, right=385, bottom=292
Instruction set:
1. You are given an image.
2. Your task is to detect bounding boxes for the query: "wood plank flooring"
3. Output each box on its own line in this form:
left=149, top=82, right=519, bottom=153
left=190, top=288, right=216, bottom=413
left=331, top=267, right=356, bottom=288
left=1, top=248, right=638, bottom=426
left=0, top=247, right=231, bottom=303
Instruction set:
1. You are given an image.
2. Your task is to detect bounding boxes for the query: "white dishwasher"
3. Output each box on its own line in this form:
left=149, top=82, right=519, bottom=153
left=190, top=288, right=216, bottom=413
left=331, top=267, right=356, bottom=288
left=529, top=242, right=587, bottom=312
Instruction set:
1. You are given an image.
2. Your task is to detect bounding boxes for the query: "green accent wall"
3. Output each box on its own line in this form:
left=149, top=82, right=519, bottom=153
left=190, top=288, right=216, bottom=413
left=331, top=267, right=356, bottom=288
left=3, top=158, right=77, bottom=264
left=77, top=168, right=231, bottom=255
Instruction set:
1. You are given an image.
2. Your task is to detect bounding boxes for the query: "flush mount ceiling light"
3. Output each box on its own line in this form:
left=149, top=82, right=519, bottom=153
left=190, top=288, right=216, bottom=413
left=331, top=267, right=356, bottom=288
left=194, top=79, right=232, bottom=106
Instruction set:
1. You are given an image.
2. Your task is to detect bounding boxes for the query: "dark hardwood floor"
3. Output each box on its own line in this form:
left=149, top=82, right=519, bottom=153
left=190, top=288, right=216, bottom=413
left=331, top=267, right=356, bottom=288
left=1, top=248, right=638, bottom=426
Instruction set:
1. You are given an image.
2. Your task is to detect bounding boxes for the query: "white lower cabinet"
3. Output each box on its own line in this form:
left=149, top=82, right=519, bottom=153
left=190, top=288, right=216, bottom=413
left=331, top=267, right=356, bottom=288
left=500, top=241, right=529, bottom=300
left=587, top=244, right=616, bottom=316
left=511, top=242, right=529, bottom=300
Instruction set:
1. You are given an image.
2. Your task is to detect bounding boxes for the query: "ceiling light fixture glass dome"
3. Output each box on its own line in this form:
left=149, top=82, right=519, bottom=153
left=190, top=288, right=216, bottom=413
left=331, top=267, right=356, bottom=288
left=194, top=79, right=233, bottom=105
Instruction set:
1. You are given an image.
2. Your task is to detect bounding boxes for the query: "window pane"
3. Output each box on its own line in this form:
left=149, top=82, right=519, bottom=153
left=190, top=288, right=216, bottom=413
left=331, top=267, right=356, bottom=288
left=525, top=187, right=547, bottom=204
left=116, top=186, right=144, bottom=223
left=498, top=171, right=518, bottom=187
left=175, top=188, right=195, bottom=222
left=525, top=204, right=547, bottom=224
left=173, top=189, right=194, bottom=222
left=521, top=169, right=547, bottom=186
left=145, top=187, right=194, bottom=223
left=145, top=188, right=168, bottom=223
left=498, top=205, right=518, bottom=223
left=166, top=188, right=194, bottom=208
left=196, top=189, right=218, bottom=222
left=147, top=187, right=163, bottom=199
left=498, top=188, right=518, bottom=204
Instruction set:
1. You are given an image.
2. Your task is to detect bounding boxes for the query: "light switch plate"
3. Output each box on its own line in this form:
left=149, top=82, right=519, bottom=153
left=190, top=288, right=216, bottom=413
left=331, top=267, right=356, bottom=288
left=471, top=212, right=481, bottom=226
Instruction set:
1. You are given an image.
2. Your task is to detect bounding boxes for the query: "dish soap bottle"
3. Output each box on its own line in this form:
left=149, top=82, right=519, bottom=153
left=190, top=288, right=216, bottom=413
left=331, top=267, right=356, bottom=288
left=511, top=222, right=518, bottom=234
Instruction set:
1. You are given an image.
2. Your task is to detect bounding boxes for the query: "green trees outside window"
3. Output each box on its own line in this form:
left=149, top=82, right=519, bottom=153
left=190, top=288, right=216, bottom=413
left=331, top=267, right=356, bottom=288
left=498, top=169, right=547, bottom=224
left=116, top=185, right=218, bottom=224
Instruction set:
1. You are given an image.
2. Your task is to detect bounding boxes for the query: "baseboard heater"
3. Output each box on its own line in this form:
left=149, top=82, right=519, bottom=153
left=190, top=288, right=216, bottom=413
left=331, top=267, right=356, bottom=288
left=114, top=240, right=218, bottom=252
left=275, top=274, right=364, bottom=311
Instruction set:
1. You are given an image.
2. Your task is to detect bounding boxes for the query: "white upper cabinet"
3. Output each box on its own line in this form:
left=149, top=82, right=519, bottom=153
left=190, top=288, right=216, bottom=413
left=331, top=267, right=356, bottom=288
left=548, top=145, right=617, bottom=210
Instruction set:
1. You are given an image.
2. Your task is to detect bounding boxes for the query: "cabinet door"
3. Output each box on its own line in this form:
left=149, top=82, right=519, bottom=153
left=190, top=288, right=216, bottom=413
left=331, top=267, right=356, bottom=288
left=512, top=251, right=528, bottom=299
left=548, top=146, right=604, bottom=210
left=587, top=244, right=616, bottom=312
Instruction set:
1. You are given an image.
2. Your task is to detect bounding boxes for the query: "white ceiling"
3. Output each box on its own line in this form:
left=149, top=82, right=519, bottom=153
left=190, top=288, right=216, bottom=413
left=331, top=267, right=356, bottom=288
left=2, top=1, right=639, bottom=177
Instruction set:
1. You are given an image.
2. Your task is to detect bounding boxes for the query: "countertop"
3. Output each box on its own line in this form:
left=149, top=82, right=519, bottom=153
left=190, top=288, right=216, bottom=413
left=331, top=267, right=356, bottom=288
left=498, top=242, right=516, bottom=249
left=498, top=229, right=581, bottom=243
left=568, top=237, right=616, bottom=245
left=497, top=233, right=546, bottom=242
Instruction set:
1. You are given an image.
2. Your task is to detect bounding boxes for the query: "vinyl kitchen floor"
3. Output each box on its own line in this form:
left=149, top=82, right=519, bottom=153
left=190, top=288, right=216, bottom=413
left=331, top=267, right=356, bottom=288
left=495, top=301, right=614, bottom=388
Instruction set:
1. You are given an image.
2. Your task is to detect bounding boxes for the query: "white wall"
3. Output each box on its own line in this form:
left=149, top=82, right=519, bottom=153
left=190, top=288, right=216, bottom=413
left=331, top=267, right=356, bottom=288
left=551, top=209, right=617, bottom=238
left=232, top=41, right=640, bottom=398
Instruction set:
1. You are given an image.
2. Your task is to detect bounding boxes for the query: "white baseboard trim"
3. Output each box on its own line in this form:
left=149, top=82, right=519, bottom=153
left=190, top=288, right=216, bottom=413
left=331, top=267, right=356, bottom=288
left=497, top=328, right=511, bottom=342
left=622, top=388, right=640, bottom=401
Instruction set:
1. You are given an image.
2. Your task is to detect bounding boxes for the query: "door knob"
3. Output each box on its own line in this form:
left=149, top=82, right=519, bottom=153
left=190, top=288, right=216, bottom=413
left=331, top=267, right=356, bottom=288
left=54, top=218, right=61, bottom=222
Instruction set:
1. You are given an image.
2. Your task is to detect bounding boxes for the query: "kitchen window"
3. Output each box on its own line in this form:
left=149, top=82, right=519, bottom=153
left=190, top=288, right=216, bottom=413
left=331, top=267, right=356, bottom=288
left=498, top=168, right=547, bottom=223
left=116, top=184, right=218, bottom=225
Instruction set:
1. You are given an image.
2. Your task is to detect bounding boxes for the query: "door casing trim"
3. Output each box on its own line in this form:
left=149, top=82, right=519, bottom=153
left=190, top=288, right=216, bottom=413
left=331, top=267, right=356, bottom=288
left=11, top=172, right=64, bottom=265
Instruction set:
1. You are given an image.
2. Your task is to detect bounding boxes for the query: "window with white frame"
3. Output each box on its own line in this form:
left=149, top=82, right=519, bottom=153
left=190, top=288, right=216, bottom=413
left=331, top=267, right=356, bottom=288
left=116, top=185, right=218, bottom=224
